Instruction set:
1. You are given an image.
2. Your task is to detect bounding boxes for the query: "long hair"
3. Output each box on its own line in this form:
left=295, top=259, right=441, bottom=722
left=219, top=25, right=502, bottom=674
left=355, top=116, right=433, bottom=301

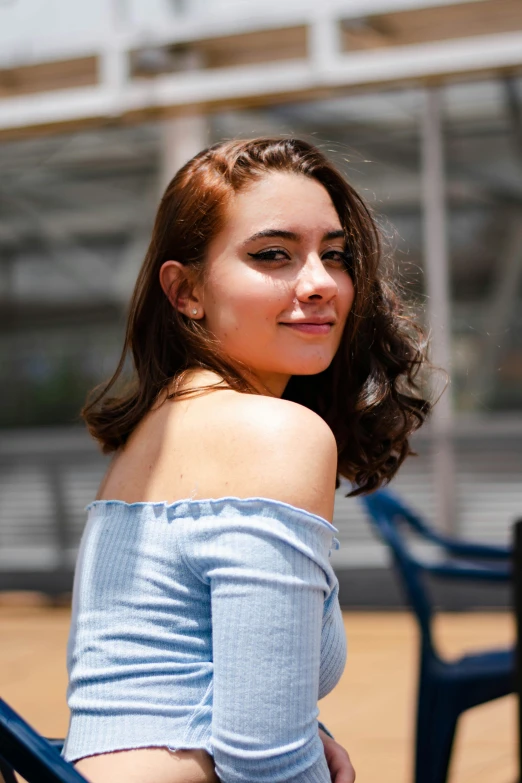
left=82, top=137, right=431, bottom=495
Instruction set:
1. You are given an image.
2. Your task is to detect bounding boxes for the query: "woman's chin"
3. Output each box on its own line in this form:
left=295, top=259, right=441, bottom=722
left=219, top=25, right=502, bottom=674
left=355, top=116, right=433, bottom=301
left=281, top=357, right=335, bottom=377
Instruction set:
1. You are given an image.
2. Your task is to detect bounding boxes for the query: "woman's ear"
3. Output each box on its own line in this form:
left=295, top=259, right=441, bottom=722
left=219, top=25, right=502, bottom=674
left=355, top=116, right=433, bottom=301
left=159, top=261, right=204, bottom=320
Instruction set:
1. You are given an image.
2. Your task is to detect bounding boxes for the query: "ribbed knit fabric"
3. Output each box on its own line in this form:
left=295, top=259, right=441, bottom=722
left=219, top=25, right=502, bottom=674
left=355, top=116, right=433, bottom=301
left=63, top=497, right=347, bottom=783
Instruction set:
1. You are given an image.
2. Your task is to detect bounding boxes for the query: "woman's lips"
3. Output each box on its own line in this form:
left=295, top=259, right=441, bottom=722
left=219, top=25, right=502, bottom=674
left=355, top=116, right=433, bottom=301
left=280, top=323, right=333, bottom=334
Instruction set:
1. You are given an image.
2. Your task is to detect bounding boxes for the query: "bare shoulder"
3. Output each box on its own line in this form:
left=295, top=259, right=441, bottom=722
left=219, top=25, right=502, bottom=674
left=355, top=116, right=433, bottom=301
left=216, top=392, right=335, bottom=451
left=199, top=391, right=338, bottom=521
left=98, top=384, right=338, bottom=518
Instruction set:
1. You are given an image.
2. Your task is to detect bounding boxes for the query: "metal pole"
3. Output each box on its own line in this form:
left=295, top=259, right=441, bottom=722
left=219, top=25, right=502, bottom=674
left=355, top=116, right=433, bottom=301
left=514, top=519, right=522, bottom=783
left=421, top=87, right=456, bottom=535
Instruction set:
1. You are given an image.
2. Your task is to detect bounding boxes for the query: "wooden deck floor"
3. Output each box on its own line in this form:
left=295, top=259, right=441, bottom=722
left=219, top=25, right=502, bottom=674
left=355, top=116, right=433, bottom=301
left=0, top=600, right=516, bottom=783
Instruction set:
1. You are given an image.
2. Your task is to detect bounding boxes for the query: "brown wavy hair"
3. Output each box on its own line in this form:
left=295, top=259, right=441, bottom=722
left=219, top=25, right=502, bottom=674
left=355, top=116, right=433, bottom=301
left=83, top=137, right=431, bottom=495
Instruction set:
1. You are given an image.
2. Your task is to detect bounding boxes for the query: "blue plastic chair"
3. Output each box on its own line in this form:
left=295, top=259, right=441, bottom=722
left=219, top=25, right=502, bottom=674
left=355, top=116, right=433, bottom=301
left=360, top=488, right=515, bottom=783
left=0, top=698, right=87, bottom=783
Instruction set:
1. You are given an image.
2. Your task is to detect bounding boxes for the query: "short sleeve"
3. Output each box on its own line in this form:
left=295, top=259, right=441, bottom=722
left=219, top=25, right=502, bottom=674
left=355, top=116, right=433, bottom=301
left=180, top=500, right=338, bottom=783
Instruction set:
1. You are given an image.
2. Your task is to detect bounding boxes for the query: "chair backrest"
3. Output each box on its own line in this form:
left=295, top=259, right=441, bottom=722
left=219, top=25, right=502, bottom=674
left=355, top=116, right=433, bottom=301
left=0, top=699, right=87, bottom=783
left=359, top=489, right=435, bottom=652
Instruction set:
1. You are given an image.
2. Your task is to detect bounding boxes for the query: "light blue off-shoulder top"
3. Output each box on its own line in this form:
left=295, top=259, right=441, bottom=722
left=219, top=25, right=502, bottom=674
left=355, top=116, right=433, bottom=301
left=63, top=497, right=347, bottom=783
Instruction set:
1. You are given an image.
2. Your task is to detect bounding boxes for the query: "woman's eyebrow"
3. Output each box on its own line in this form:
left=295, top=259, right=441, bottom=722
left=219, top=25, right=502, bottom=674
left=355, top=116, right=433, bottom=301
left=324, top=230, right=346, bottom=241
left=245, top=229, right=299, bottom=243
left=244, top=228, right=346, bottom=244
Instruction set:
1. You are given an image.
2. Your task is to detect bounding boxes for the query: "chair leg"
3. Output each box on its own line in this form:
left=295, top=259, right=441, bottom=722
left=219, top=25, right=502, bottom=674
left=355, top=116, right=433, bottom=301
left=0, top=755, right=17, bottom=783
left=415, top=671, right=437, bottom=783
left=429, top=711, right=458, bottom=783
left=415, top=677, right=459, bottom=783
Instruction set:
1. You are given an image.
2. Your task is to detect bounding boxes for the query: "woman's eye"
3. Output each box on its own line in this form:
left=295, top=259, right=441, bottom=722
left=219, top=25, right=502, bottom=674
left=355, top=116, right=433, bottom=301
left=323, top=249, right=352, bottom=268
left=247, top=249, right=289, bottom=262
left=247, top=248, right=353, bottom=268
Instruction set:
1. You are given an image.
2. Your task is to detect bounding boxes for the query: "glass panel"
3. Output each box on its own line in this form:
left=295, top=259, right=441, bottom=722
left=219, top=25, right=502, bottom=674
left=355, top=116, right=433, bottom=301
left=0, top=124, right=160, bottom=427
left=444, top=76, right=522, bottom=412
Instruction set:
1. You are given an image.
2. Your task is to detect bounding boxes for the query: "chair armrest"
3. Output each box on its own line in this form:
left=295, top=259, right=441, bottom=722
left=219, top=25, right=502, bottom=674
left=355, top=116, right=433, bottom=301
left=0, top=699, right=87, bottom=783
left=433, top=536, right=512, bottom=561
left=46, top=740, right=64, bottom=753
left=422, top=560, right=512, bottom=582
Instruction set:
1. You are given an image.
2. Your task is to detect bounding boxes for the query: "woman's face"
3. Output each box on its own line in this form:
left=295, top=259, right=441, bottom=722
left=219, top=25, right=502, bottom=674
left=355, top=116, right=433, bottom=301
left=171, top=171, right=355, bottom=396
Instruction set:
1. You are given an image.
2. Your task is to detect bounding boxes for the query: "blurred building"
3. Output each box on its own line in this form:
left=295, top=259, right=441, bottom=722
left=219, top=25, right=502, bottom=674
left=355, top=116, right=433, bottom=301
left=0, top=0, right=521, bottom=602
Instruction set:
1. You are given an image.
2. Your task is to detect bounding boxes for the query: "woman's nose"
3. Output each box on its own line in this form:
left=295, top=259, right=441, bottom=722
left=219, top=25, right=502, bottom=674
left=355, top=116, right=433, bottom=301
left=295, top=254, right=338, bottom=301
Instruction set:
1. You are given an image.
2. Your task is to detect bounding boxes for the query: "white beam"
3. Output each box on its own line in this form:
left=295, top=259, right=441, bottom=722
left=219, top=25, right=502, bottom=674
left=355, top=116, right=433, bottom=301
left=0, top=85, right=115, bottom=130
left=320, top=30, right=522, bottom=86
left=0, top=30, right=521, bottom=132
left=309, top=13, right=341, bottom=74
left=99, top=45, right=128, bottom=117
left=0, top=0, right=495, bottom=69
left=159, top=113, right=208, bottom=194
left=98, top=0, right=129, bottom=118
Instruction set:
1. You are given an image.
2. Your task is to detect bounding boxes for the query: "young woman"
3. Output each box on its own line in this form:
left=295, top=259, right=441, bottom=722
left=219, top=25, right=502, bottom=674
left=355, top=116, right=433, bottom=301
left=62, top=137, right=430, bottom=783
